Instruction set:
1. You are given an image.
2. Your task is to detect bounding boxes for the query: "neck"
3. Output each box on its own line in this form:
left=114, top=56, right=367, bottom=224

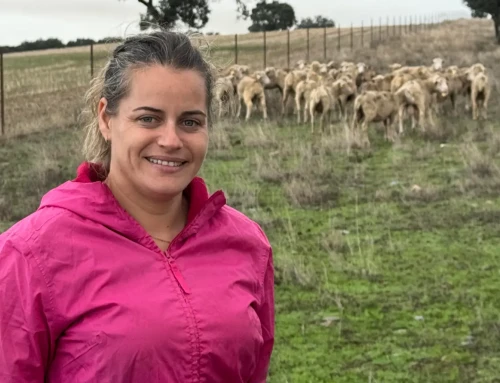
left=104, top=172, right=188, bottom=245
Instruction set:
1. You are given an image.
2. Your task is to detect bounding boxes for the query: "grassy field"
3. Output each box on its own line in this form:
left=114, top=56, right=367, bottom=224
left=2, top=18, right=500, bottom=382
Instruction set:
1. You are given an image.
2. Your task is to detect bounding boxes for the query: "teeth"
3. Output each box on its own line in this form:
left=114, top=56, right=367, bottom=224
left=147, top=158, right=184, bottom=167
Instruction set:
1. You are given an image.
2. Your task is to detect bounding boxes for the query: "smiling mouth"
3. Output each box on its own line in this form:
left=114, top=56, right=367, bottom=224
left=146, top=157, right=187, bottom=167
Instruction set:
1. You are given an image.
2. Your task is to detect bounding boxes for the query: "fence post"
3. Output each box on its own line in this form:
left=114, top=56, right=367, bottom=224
left=323, top=26, right=327, bottom=60
left=399, top=16, right=402, bottom=35
left=337, top=24, right=341, bottom=51
left=306, top=28, right=310, bottom=62
left=235, top=34, right=238, bottom=64
left=350, top=24, right=353, bottom=50
left=287, top=29, right=290, bottom=69
left=393, top=17, right=396, bottom=36
left=371, top=19, right=373, bottom=44
left=0, top=51, right=4, bottom=136
left=90, top=43, right=94, bottom=79
left=361, top=21, right=364, bottom=48
left=410, top=16, right=413, bottom=33
left=263, top=30, right=267, bottom=69
left=386, top=16, right=389, bottom=37
left=379, top=17, right=382, bottom=41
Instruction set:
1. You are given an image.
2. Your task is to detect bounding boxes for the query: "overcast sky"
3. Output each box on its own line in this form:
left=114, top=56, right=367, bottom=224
left=1, top=0, right=472, bottom=46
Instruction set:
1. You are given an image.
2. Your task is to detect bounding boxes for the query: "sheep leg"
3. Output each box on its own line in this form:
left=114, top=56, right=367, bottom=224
left=326, top=109, right=333, bottom=134
left=419, top=105, right=426, bottom=132
left=282, top=88, right=290, bottom=116
left=450, top=93, right=456, bottom=116
left=319, top=111, right=325, bottom=133
left=295, top=95, right=302, bottom=124
left=411, top=114, right=417, bottom=130
left=309, top=102, right=315, bottom=133
left=427, top=107, right=435, bottom=128
left=386, top=116, right=396, bottom=142
left=244, top=95, right=253, bottom=121
left=218, top=99, right=223, bottom=119
left=483, top=91, right=490, bottom=120
left=342, top=98, right=350, bottom=122
left=260, top=96, right=268, bottom=120
left=361, top=120, right=370, bottom=149
left=471, top=92, right=478, bottom=120
left=398, top=104, right=405, bottom=135
left=237, top=97, right=243, bottom=119
left=351, top=110, right=358, bottom=134
left=338, top=97, right=346, bottom=120
left=304, top=100, right=309, bottom=124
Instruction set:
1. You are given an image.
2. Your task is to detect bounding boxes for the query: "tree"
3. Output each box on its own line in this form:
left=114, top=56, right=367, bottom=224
left=247, top=0, right=296, bottom=32
left=296, top=15, right=335, bottom=29
left=123, top=0, right=252, bottom=31
left=463, top=0, right=500, bottom=43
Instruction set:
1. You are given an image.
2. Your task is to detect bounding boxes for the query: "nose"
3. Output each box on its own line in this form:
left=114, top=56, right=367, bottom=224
left=157, top=120, right=183, bottom=150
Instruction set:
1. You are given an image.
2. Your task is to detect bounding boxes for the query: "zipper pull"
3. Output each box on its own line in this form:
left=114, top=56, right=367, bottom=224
left=165, top=254, right=191, bottom=295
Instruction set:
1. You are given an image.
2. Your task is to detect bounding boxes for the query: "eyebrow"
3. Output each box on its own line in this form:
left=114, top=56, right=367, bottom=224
left=132, top=107, right=206, bottom=117
left=181, top=110, right=207, bottom=117
left=132, top=106, right=164, bottom=113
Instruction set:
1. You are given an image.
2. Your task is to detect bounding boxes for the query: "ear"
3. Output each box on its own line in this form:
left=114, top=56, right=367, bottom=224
left=98, top=97, right=112, bottom=142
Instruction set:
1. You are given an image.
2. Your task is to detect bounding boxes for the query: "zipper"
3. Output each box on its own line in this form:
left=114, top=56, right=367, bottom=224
left=156, top=191, right=224, bottom=382
left=164, top=251, right=191, bottom=294
left=163, top=227, right=200, bottom=382
left=162, top=212, right=198, bottom=295
left=160, top=190, right=225, bottom=294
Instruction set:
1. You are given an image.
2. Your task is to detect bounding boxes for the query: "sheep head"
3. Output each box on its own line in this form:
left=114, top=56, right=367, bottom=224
left=254, top=71, right=271, bottom=86
left=389, top=63, right=402, bottom=71
left=431, top=75, right=449, bottom=97
left=431, top=57, right=444, bottom=71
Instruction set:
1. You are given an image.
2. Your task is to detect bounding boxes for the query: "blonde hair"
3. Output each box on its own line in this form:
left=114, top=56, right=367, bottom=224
left=81, top=30, right=216, bottom=176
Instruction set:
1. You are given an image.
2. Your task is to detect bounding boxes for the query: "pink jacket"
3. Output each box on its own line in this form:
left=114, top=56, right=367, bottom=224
left=0, top=162, right=274, bottom=383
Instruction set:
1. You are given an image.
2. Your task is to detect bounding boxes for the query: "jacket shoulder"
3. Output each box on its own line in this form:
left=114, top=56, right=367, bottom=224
left=1, top=206, right=80, bottom=246
left=218, top=205, right=271, bottom=247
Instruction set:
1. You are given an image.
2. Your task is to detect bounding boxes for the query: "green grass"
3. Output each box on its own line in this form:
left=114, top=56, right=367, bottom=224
left=2, top=116, right=500, bottom=382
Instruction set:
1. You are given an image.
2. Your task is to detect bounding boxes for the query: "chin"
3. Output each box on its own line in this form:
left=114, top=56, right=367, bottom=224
left=143, top=184, right=185, bottom=200
left=141, top=175, right=191, bottom=199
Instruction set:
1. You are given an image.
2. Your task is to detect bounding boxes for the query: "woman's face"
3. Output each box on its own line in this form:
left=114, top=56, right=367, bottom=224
left=98, top=64, right=209, bottom=201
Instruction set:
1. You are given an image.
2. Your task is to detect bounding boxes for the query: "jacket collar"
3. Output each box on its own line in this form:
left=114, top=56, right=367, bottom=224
left=38, top=162, right=226, bottom=253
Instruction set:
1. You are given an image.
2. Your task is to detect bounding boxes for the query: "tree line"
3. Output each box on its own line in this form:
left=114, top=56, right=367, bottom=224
left=0, top=37, right=123, bottom=54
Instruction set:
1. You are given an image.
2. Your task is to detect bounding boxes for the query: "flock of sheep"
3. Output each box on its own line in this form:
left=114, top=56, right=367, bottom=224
left=213, top=57, right=491, bottom=147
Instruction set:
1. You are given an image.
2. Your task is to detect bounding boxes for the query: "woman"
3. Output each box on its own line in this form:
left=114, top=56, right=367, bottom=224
left=0, top=31, right=274, bottom=382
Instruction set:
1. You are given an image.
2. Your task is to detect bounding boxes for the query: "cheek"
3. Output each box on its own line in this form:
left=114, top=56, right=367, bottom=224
left=192, top=133, right=209, bottom=160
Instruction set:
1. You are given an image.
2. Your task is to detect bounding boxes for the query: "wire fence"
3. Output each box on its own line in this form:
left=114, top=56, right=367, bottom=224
left=0, top=13, right=464, bottom=137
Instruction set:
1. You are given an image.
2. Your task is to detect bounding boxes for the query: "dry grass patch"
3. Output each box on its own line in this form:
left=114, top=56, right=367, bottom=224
left=253, top=153, right=286, bottom=184
left=243, top=123, right=278, bottom=149
left=457, top=140, right=500, bottom=195
left=273, top=214, right=317, bottom=287
left=322, top=227, right=381, bottom=279
left=281, top=141, right=342, bottom=208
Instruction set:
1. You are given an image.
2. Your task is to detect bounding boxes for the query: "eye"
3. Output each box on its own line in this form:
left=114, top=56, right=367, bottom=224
left=138, top=116, right=158, bottom=125
left=182, top=119, right=200, bottom=128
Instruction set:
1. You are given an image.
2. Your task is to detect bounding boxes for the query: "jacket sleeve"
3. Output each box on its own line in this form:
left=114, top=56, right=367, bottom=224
left=250, top=247, right=275, bottom=383
left=0, top=236, right=52, bottom=382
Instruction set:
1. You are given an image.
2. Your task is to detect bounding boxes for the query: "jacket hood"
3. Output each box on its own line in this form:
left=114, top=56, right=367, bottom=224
left=37, top=162, right=226, bottom=250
